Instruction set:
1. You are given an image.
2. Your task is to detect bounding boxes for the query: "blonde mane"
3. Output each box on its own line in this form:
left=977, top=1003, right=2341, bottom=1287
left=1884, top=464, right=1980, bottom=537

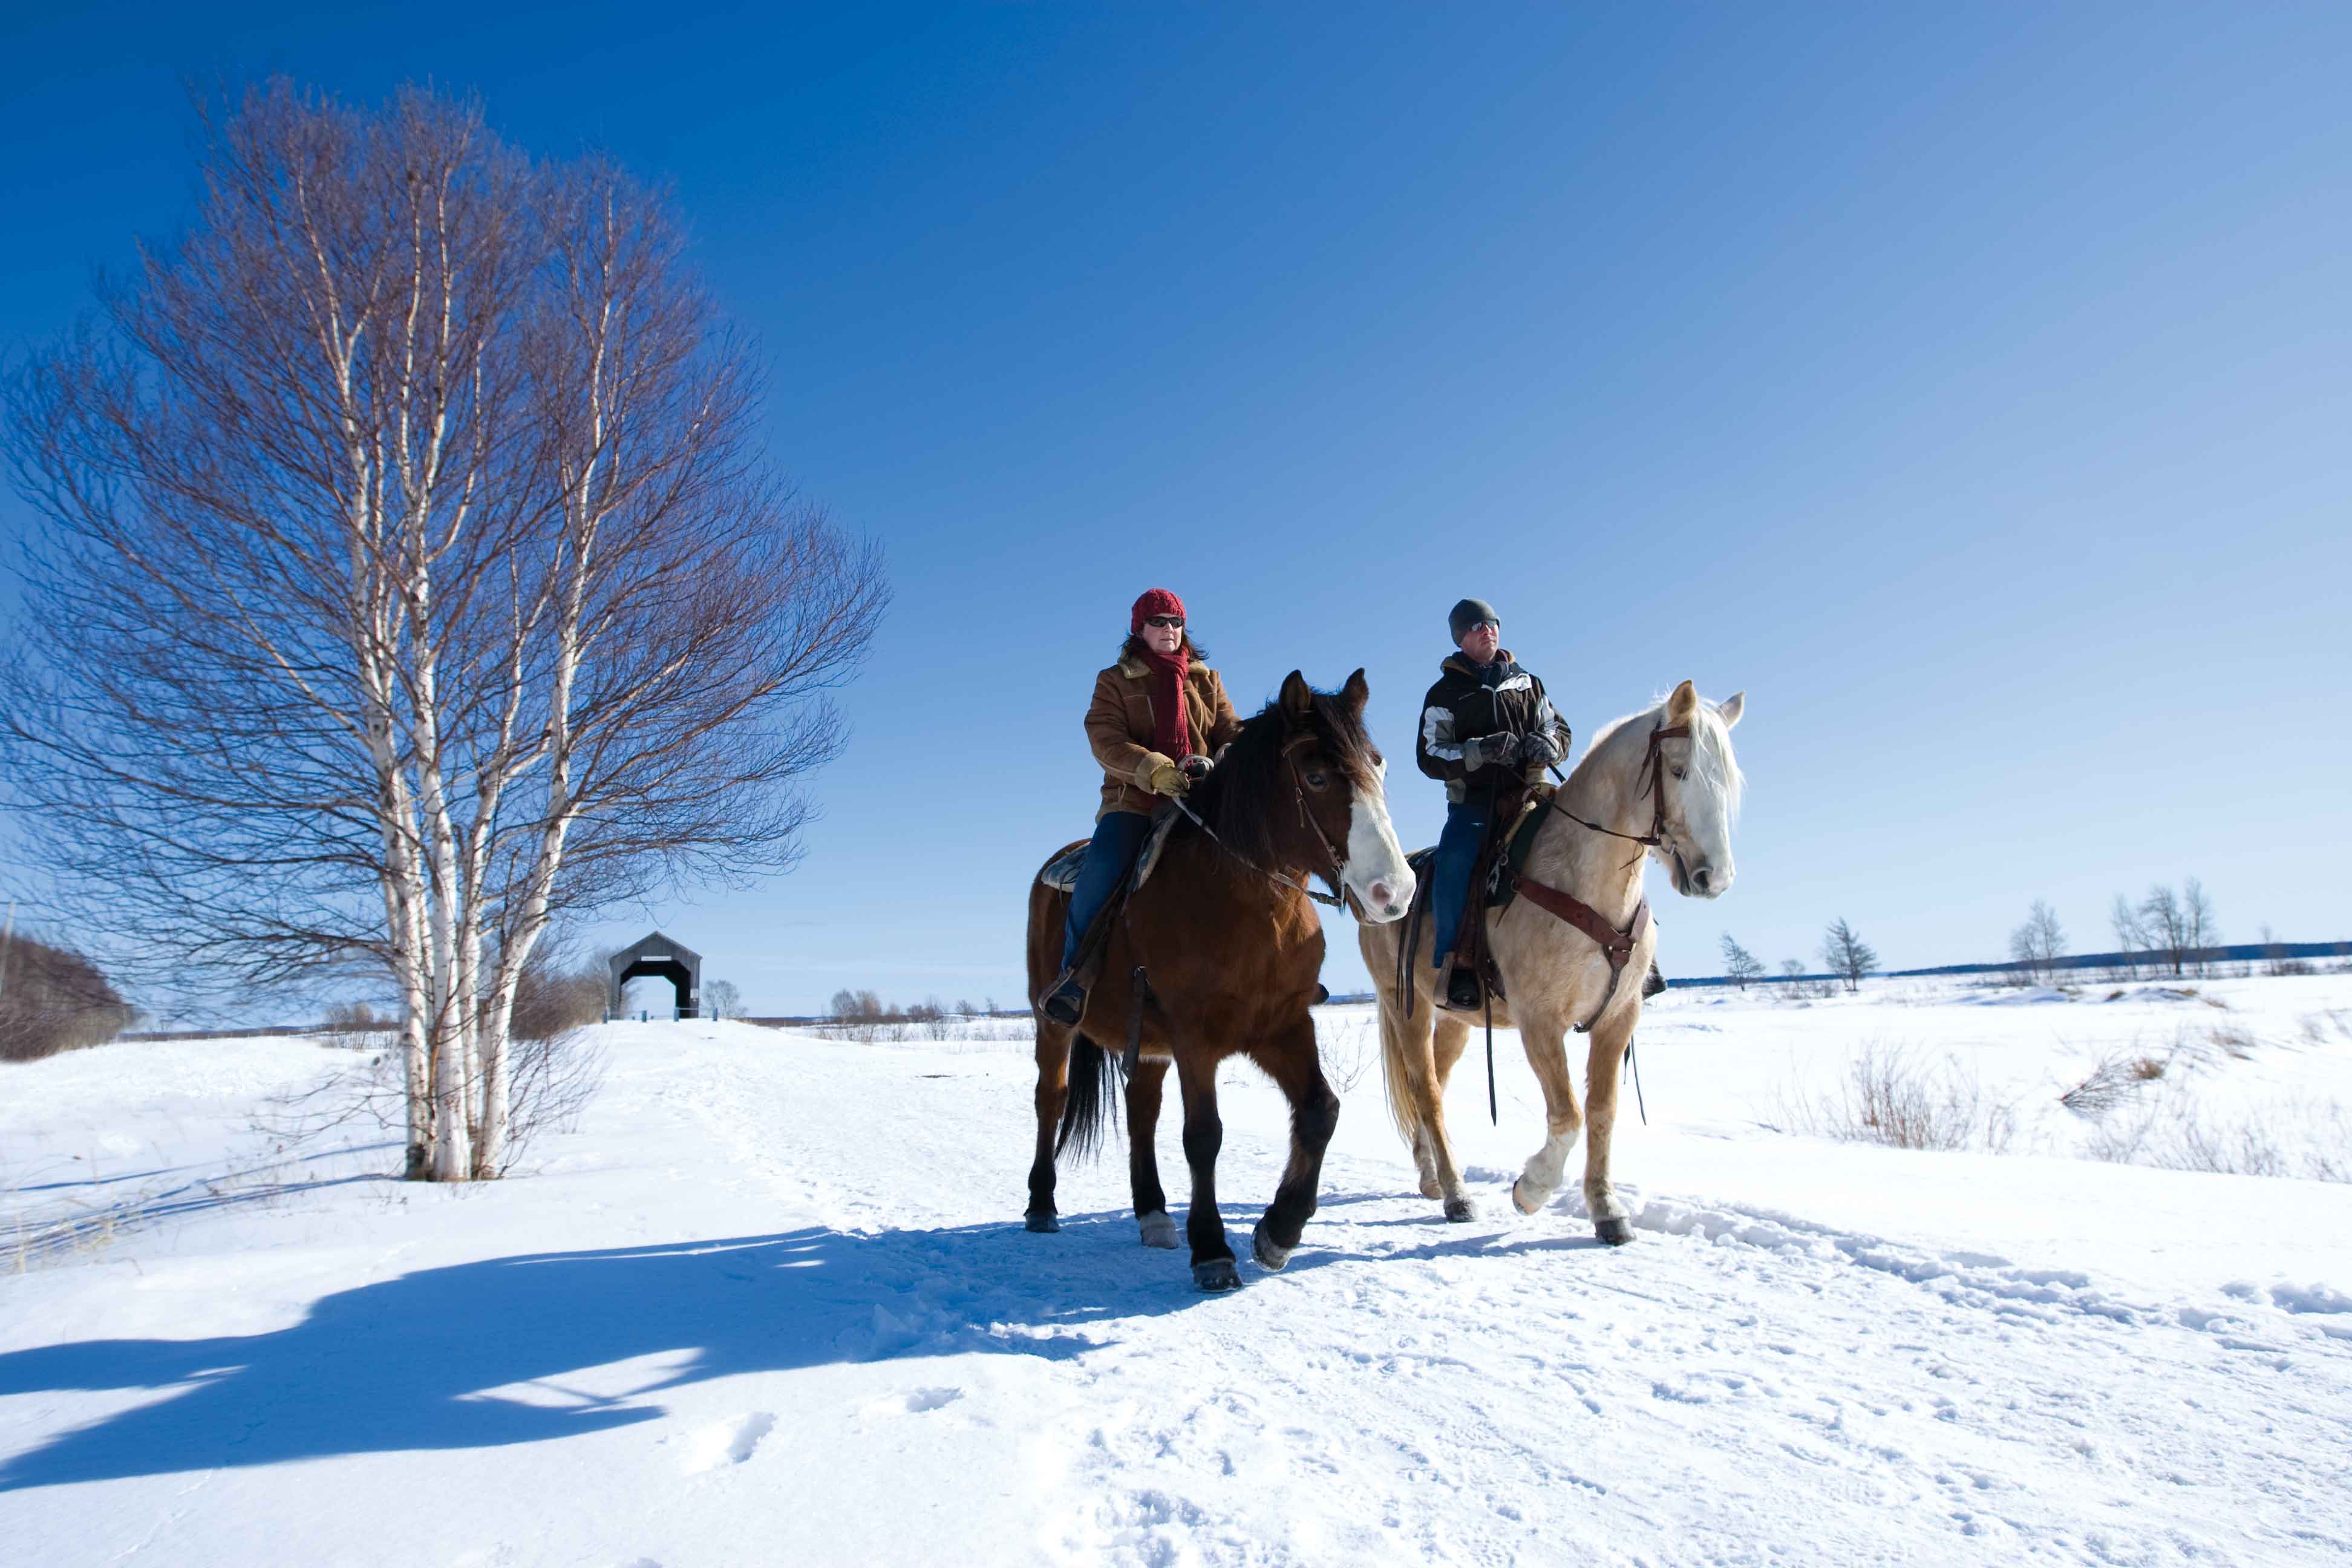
left=1581, top=694, right=1745, bottom=821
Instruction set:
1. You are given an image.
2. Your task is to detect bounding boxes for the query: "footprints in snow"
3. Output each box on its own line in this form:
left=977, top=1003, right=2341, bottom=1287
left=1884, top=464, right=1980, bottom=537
left=673, top=1411, right=774, bottom=1475
left=900, top=1385, right=963, bottom=1413
left=670, top=1387, right=964, bottom=1478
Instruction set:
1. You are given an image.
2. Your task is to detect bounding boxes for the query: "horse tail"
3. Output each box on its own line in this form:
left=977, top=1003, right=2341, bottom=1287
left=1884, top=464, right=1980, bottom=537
left=1375, top=978, right=1428, bottom=1150
left=1056, top=1031, right=1122, bottom=1161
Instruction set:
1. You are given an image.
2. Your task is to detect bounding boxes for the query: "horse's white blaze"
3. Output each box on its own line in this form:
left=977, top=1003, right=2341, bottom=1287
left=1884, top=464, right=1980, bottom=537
left=1344, top=768, right=1414, bottom=923
left=1656, top=697, right=1742, bottom=899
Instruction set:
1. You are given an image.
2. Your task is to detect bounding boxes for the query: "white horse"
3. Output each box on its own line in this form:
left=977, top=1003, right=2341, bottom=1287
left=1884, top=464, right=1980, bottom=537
left=1357, top=679, right=1745, bottom=1242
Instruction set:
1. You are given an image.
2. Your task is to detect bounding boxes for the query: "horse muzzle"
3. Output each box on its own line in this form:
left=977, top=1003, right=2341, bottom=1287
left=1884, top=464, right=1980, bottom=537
left=1356, top=871, right=1414, bottom=924
left=1675, top=852, right=1731, bottom=899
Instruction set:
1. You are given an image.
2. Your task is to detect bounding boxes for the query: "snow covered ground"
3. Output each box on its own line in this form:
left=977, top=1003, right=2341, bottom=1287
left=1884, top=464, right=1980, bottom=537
left=5, top=973, right=2352, bottom=1565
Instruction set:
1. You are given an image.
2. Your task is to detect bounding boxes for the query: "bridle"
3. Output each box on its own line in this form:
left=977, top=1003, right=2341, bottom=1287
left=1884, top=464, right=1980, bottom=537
left=1543, top=722, right=1693, bottom=872
left=1503, top=719, right=1697, bottom=1037
left=1168, top=730, right=1350, bottom=910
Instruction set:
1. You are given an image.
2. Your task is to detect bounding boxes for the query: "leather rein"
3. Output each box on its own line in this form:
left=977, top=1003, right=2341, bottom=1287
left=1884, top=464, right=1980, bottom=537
left=1168, top=732, right=1350, bottom=910
left=1509, top=722, right=1691, bottom=1033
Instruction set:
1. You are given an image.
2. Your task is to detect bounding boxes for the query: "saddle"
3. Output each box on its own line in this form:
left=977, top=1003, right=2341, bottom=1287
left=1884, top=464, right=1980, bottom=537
left=1035, top=807, right=1184, bottom=895
left=1034, top=805, right=1185, bottom=1024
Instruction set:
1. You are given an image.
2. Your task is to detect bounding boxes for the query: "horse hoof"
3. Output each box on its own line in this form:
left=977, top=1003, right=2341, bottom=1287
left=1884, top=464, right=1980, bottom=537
left=1138, top=1210, right=1180, bottom=1249
left=1511, top=1178, right=1545, bottom=1216
left=1252, top=1223, right=1295, bottom=1271
left=1418, top=1177, right=1444, bottom=1201
left=1443, top=1196, right=1478, bottom=1223
left=1594, top=1215, right=1635, bottom=1246
left=1024, top=1210, right=1060, bottom=1234
left=1193, top=1258, right=1243, bottom=1292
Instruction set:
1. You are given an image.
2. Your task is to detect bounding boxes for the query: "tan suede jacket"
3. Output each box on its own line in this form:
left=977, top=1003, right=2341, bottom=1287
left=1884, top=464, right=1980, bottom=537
left=1085, top=657, right=1245, bottom=820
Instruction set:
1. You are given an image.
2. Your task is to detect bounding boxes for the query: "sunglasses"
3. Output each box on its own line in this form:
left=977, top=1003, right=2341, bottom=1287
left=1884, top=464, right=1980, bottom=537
left=1144, top=615, right=1185, bottom=629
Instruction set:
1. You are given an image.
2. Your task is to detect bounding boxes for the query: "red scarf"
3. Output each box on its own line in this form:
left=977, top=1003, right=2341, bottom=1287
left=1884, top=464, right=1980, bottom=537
left=1141, top=644, right=1192, bottom=762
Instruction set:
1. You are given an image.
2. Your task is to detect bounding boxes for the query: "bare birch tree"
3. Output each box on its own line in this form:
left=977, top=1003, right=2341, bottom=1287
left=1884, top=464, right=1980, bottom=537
left=2180, top=878, right=2218, bottom=977
left=2110, top=894, right=2150, bottom=979
left=1, top=81, right=884, bottom=1178
left=2007, top=898, right=2067, bottom=984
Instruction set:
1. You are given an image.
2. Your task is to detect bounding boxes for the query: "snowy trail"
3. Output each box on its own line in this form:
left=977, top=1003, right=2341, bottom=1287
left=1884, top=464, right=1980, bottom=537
left=5, top=1019, right=2352, bottom=1566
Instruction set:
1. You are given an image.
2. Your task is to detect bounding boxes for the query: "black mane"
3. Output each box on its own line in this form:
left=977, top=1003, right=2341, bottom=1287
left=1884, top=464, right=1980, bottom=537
left=1186, top=685, right=1377, bottom=871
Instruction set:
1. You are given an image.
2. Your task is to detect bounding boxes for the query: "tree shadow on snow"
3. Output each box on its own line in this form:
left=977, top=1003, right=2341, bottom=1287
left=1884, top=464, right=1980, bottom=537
left=0, top=1212, right=1202, bottom=1492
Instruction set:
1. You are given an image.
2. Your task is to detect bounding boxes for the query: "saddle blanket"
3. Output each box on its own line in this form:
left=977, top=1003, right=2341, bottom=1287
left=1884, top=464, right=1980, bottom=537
left=1037, top=806, right=1184, bottom=895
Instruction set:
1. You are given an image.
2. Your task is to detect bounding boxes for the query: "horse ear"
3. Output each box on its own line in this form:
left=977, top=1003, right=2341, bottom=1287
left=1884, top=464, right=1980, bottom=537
left=1716, top=691, right=1745, bottom=729
left=1340, top=667, right=1369, bottom=713
left=1279, top=670, right=1315, bottom=725
left=1667, top=679, right=1699, bottom=722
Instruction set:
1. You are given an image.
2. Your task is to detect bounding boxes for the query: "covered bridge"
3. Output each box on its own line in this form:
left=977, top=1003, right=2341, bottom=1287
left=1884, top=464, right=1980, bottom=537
left=608, top=932, right=702, bottom=1019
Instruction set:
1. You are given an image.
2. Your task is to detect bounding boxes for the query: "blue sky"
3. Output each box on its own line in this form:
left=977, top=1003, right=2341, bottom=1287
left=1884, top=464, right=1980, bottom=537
left=2, top=4, right=2347, bottom=1014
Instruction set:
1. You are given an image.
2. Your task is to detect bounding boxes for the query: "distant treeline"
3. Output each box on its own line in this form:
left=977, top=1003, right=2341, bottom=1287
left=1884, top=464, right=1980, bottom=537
left=1667, top=940, right=2352, bottom=991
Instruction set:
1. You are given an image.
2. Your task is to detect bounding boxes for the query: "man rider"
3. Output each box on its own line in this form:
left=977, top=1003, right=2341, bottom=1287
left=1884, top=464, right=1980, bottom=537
left=1416, top=598, right=1569, bottom=1010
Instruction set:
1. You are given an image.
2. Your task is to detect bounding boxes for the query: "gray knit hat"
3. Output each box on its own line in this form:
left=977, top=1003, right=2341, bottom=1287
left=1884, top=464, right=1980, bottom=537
left=1448, top=597, right=1500, bottom=644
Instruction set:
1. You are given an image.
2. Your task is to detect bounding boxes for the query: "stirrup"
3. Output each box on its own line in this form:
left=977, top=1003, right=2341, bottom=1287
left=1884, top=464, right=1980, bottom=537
left=1443, top=965, right=1483, bottom=1011
left=1043, top=980, right=1085, bottom=1025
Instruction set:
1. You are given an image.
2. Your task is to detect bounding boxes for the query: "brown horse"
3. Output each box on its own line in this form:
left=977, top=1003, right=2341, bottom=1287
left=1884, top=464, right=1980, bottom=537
left=1023, top=670, right=1414, bottom=1290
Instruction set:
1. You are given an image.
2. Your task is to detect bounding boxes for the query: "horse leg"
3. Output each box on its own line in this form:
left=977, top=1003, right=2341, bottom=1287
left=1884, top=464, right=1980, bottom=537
left=1426, top=1013, right=1479, bottom=1221
left=1025, top=1028, right=1070, bottom=1232
left=1509, top=1011, right=1585, bottom=1217
left=1175, top=1049, right=1240, bottom=1290
left=1126, top=1056, right=1179, bottom=1248
left=1249, top=1023, right=1341, bottom=1271
left=1583, top=1007, right=1638, bottom=1245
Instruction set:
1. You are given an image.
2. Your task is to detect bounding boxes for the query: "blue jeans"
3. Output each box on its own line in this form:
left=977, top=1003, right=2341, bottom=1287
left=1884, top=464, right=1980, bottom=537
left=1060, top=810, right=1153, bottom=975
left=1431, top=800, right=1490, bottom=969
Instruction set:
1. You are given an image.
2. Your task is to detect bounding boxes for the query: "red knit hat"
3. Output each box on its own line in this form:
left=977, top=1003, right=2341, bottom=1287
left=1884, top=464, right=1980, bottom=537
left=1131, top=587, right=1186, bottom=635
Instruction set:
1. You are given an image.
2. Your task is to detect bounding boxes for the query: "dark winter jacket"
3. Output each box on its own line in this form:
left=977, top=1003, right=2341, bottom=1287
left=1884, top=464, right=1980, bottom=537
left=1414, top=650, right=1570, bottom=807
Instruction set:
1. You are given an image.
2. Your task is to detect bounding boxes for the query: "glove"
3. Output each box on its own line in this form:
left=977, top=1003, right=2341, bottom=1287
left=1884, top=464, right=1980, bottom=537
left=1516, top=730, right=1564, bottom=769
left=1465, top=734, right=1512, bottom=769
left=1180, top=754, right=1214, bottom=780
left=1142, top=754, right=1191, bottom=796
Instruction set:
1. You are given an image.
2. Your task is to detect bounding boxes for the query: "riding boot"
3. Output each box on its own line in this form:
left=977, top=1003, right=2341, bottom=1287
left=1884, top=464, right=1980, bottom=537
left=1043, top=979, right=1086, bottom=1025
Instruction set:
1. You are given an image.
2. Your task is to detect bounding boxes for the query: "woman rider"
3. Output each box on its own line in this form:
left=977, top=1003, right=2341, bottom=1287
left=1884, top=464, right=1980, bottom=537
left=1042, top=587, right=1244, bottom=1025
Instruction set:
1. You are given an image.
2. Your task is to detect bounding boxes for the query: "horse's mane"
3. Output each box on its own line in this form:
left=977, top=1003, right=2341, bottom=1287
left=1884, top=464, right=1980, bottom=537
left=1187, top=686, right=1377, bottom=870
left=1583, top=694, right=1744, bottom=820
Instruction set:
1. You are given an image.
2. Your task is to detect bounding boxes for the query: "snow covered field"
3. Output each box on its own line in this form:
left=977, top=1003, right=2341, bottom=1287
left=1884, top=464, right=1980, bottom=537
left=5, top=973, right=2352, bottom=1565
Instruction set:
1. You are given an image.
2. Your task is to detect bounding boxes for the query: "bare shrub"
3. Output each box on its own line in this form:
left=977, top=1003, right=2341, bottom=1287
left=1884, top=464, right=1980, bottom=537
left=0, top=933, right=137, bottom=1062
left=2300, top=1011, right=2351, bottom=1047
left=318, top=1000, right=399, bottom=1053
left=257, top=1016, right=603, bottom=1175
left=1319, top=1019, right=1377, bottom=1094
left=2206, top=1023, right=2259, bottom=1060
left=2059, top=1050, right=2164, bottom=1119
left=1776, top=1042, right=2016, bottom=1153
left=322, top=1000, right=387, bottom=1033
left=509, top=949, right=606, bottom=1042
